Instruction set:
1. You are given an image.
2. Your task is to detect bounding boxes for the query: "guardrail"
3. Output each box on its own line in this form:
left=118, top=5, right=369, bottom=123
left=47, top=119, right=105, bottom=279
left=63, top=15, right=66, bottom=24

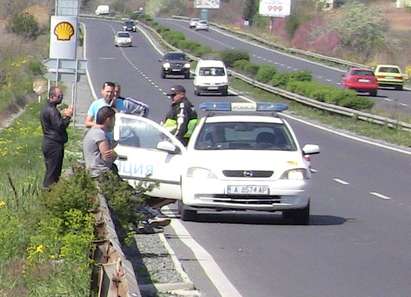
left=136, top=19, right=411, bottom=130
left=95, top=193, right=142, bottom=297
left=171, top=16, right=367, bottom=70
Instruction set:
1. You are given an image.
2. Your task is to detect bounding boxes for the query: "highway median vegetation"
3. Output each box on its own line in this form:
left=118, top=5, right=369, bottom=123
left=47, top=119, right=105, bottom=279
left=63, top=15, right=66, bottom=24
left=135, top=14, right=374, bottom=111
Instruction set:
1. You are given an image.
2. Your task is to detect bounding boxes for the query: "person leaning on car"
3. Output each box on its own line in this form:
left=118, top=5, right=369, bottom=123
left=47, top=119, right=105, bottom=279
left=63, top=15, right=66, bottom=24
left=40, top=86, right=73, bottom=188
left=162, top=85, right=198, bottom=146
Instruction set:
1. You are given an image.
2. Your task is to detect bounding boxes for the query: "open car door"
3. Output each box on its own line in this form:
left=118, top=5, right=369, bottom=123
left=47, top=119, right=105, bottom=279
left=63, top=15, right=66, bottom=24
left=113, top=113, right=186, bottom=200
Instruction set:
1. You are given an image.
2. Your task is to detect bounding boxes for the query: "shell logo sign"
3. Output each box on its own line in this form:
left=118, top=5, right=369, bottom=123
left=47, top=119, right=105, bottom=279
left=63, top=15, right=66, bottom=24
left=54, top=21, right=75, bottom=41
left=49, top=16, right=77, bottom=59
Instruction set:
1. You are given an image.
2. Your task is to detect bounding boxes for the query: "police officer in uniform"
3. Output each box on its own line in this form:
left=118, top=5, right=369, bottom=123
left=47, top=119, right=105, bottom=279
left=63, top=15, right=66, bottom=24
left=163, top=85, right=198, bottom=146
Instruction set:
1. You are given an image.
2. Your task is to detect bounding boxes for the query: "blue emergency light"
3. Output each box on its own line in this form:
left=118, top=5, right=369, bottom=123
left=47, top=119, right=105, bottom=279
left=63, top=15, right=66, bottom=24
left=199, top=102, right=288, bottom=113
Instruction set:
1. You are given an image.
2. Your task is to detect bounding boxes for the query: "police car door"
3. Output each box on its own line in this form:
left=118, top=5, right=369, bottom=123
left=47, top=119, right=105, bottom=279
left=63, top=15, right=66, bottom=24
left=113, top=113, right=185, bottom=200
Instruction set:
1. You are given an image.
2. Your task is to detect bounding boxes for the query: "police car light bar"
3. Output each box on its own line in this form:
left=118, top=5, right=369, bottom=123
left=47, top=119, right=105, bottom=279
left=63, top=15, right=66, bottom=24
left=199, top=102, right=288, bottom=113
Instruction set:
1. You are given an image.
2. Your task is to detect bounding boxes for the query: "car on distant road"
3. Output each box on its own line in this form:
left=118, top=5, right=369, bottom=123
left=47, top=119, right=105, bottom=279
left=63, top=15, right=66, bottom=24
left=195, top=20, right=209, bottom=31
left=374, top=65, right=407, bottom=90
left=341, top=68, right=378, bottom=96
left=114, top=31, right=132, bottom=47
left=193, top=59, right=229, bottom=96
left=122, top=20, right=136, bottom=32
left=160, top=52, right=191, bottom=79
left=189, top=18, right=200, bottom=29
left=113, top=102, right=320, bottom=224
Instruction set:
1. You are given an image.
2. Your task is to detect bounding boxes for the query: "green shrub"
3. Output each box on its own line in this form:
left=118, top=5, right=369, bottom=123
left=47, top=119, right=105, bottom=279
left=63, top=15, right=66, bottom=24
left=192, top=45, right=213, bottom=57
left=289, top=70, right=312, bottom=82
left=233, top=59, right=250, bottom=71
left=244, top=63, right=260, bottom=77
left=272, top=72, right=290, bottom=87
left=220, top=50, right=250, bottom=67
left=255, top=64, right=277, bottom=83
left=286, top=81, right=374, bottom=110
left=8, top=12, right=39, bottom=39
left=28, top=59, right=45, bottom=75
left=40, top=167, right=98, bottom=219
left=163, top=31, right=186, bottom=46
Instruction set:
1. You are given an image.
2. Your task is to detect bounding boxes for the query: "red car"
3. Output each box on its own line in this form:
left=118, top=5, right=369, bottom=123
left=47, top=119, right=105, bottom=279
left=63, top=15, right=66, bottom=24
left=341, top=68, right=378, bottom=97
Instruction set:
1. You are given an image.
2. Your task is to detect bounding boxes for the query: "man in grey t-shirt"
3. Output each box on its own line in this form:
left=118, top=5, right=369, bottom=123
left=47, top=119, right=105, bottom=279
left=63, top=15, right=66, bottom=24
left=83, top=106, right=117, bottom=177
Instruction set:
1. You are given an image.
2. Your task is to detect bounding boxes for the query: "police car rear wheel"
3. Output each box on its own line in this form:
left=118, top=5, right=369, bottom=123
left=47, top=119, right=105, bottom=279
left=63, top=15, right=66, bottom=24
left=178, top=201, right=197, bottom=221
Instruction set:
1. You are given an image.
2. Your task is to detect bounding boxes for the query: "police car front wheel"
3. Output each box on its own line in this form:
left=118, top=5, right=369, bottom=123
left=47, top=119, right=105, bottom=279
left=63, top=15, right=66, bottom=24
left=178, top=201, right=197, bottom=221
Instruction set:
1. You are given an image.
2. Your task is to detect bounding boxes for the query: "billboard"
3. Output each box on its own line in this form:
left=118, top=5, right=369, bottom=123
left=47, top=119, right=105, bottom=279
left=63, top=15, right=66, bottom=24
left=194, top=0, right=220, bottom=9
left=49, top=16, right=77, bottom=59
left=259, top=0, right=291, bottom=17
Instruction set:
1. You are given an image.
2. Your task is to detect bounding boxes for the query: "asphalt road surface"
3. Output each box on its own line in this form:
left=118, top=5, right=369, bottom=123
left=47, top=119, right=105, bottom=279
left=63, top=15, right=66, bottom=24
left=82, top=18, right=411, bottom=297
left=158, top=18, right=411, bottom=115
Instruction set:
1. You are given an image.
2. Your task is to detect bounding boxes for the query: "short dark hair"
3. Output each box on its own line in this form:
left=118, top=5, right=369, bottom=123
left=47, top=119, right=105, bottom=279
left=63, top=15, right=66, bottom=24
left=49, top=86, right=59, bottom=98
left=96, top=106, right=115, bottom=125
left=101, top=81, right=115, bottom=89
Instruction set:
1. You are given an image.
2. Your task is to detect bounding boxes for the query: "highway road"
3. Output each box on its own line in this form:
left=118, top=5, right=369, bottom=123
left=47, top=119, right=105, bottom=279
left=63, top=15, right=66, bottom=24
left=82, top=18, right=411, bottom=297
left=158, top=18, right=411, bottom=115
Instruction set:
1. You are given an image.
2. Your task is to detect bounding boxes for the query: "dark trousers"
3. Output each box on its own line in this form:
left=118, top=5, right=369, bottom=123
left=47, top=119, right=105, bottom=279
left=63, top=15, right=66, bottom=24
left=42, top=140, right=64, bottom=188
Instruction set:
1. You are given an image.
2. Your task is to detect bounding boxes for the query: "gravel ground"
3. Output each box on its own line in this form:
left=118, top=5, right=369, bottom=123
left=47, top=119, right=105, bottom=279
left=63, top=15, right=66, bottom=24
left=133, top=232, right=184, bottom=285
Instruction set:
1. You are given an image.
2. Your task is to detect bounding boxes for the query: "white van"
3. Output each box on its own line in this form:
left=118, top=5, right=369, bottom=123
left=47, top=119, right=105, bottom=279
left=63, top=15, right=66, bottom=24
left=193, top=59, right=229, bottom=96
left=95, top=5, right=110, bottom=15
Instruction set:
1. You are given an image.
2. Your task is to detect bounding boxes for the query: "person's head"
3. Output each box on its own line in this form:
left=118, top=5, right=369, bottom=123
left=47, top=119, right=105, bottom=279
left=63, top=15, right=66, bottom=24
left=114, top=83, right=121, bottom=98
left=96, top=106, right=116, bottom=131
left=101, top=81, right=115, bottom=103
left=48, top=86, right=64, bottom=104
left=167, top=85, right=186, bottom=104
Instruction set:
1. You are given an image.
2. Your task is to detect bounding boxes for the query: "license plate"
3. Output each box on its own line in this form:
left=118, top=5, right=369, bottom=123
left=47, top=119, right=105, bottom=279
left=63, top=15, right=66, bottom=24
left=227, top=185, right=269, bottom=195
left=358, top=79, right=370, bottom=83
left=172, top=69, right=181, bottom=72
left=208, top=86, right=218, bottom=90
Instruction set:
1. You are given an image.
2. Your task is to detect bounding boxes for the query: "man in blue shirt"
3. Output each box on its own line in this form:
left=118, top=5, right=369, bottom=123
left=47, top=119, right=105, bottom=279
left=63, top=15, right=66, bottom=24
left=85, top=81, right=122, bottom=127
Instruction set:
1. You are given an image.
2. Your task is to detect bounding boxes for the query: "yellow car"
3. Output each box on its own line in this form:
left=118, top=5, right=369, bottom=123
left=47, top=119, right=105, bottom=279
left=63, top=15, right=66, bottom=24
left=374, top=65, right=407, bottom=90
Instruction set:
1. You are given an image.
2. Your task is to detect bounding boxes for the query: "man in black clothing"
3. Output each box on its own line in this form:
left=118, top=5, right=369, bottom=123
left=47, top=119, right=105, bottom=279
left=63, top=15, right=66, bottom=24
left=40, top=86, right=73, bottom=188
left=163, top=85, right=198, bottom=146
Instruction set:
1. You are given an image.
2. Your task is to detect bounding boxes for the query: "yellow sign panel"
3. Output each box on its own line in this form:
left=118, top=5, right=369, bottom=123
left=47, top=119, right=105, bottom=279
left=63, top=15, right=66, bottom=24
left=54, top=21, right=75, bottom=41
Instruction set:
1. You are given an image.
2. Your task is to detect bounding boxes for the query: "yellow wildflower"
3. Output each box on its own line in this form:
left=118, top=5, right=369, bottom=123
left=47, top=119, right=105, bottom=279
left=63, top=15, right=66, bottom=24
left=0, top=201, right=6, bottom=208
left=36, top=244, right=45, bottom=254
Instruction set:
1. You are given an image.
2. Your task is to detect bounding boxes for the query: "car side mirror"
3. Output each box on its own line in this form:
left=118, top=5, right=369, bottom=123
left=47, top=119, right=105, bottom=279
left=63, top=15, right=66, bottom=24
left=302, top=144, right=320, bottom=155
left=157, top=141, right=179, bottom=154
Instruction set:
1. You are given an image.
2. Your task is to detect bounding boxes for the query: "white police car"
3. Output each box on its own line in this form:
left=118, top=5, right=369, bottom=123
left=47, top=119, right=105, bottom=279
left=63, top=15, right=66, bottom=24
left=113, top=102, right=319, bottom=224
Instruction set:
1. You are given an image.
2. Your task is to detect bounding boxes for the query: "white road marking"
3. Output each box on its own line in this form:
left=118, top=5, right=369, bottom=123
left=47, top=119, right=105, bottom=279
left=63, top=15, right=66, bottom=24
left=370, top=192, right=391, bottom=200
left=167, top=212, right=244, bottom=297
left=384, top=98, right=392, bottom=102
left=80, top=22, right=98, bottom=100
left=399, top=103, right=408, bottom=107
left=310, top=168, right=318, bottom=173
left=99, top=57, right=116, bottom=60
left=333, top=178, right=350, bottom=185
left=326, top=79, right=332, bottom=82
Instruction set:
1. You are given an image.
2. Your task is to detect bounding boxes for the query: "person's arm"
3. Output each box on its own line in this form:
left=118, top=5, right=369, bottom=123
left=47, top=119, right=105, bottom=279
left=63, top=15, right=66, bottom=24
left=50, top=107, right=71, bottom=131
left=98, top=139, right=117, bottom=161
left=85, top=115, right=95, bottom=128
left=175, top=104, right=189, bottom=141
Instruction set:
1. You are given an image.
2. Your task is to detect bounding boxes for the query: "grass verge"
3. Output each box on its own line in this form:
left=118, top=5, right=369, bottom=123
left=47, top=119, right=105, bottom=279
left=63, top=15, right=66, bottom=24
left=0, top=99, right=95, bottom=297
left=232, top=78, right=411, bottom=147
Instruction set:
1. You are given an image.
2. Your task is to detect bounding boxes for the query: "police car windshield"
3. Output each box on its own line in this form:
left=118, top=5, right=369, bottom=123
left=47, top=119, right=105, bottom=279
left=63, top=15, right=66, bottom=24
left=195, top=122, right=297, bottom=151
left=199, top=67, right=225, bottom=76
